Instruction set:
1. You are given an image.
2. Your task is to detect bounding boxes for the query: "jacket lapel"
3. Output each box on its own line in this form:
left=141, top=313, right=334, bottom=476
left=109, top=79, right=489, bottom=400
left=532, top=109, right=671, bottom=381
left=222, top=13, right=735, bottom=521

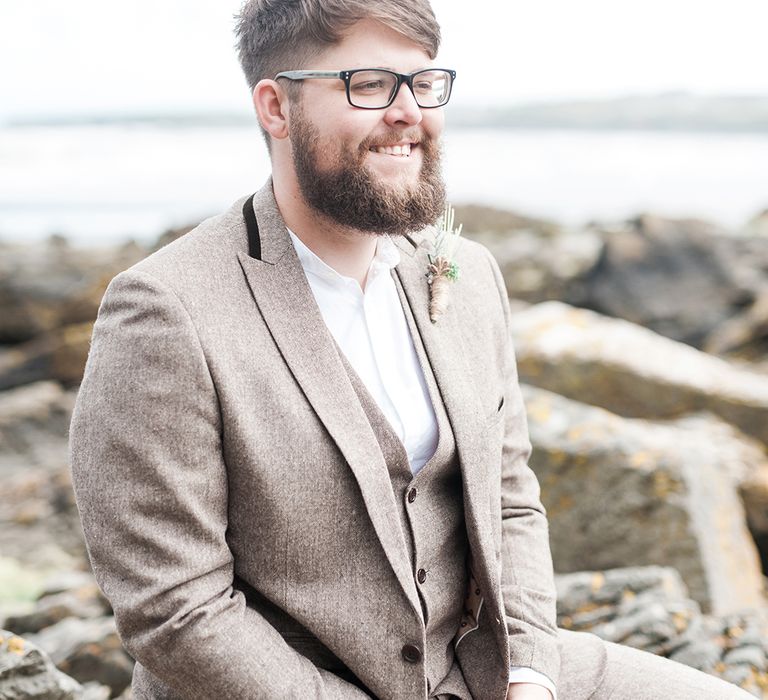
left=236, top=183, right=422, bottom=620
left=391, top=236, right=502, bottom=612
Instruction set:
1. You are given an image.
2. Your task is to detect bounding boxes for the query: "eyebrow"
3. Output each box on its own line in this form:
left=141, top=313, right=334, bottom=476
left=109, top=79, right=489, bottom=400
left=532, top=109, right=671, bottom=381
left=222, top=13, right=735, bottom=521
left=359, top=66, right=433, bottom=73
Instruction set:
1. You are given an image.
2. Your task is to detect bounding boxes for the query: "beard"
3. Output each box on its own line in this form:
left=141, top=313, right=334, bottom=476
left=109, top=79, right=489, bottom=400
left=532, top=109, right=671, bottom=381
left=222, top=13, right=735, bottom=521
left=288, top=101, right=446, bottom=236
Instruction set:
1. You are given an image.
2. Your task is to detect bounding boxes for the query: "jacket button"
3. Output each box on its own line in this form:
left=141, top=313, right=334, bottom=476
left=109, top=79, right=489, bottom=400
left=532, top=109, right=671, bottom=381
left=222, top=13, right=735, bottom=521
left=401, top=644, right=422, bottom=663
left=407, top=488, right=417, bottom=503
left=417, top=568, right=427, bottom=584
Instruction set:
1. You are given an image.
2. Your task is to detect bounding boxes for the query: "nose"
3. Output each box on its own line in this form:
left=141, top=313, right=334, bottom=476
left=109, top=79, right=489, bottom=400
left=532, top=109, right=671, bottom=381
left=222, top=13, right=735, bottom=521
left=383, top=81, right=423, bottom=127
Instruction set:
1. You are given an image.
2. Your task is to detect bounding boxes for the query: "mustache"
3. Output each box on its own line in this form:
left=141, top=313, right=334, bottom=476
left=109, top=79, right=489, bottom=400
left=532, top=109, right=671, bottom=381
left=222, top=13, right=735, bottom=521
left=360, top=130, right=426, bottom=150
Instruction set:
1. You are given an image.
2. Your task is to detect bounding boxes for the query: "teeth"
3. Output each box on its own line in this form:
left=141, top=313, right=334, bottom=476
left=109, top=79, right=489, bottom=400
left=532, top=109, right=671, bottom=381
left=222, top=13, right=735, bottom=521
left=372, top=143, right=412, bottom=156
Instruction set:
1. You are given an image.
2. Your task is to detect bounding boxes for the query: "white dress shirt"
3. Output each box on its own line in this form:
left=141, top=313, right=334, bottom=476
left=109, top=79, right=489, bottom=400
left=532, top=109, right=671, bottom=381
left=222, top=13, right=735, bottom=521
left=287, top=228, right=557, bottom=700
left=287, top=228, right=438, bottom=474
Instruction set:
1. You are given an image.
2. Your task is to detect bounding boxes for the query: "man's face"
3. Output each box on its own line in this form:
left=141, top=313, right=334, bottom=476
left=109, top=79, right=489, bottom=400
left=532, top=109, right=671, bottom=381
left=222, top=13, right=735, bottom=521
left=286, top=19, right=446, bottom=236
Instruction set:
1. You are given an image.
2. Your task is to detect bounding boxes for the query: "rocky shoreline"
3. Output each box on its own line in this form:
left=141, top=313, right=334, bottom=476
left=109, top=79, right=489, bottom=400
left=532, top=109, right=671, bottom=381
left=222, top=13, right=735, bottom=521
left=1, top=206, right=766, bottom=697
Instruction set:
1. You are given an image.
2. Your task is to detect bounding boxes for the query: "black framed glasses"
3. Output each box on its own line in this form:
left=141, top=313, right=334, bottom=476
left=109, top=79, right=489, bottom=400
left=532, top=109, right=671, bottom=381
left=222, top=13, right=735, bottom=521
left=274, top=68, right=456, bottom=109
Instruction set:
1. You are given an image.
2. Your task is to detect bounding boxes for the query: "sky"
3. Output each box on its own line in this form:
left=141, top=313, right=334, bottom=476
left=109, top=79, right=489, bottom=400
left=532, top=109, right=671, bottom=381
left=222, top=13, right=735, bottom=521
left=1, top=0, right=767, bottom=120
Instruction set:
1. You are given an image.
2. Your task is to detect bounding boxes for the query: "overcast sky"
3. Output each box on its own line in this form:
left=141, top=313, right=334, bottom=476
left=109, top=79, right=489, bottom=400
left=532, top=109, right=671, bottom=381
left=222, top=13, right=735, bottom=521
left=2, top=0, right=767, bottom=120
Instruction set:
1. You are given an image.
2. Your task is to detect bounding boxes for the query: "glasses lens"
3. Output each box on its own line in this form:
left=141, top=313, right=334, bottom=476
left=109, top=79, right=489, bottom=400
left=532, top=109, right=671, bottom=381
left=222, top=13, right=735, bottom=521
left=412, top=70, right=452, bottom=107
left=348, top=70, right=398, bottom=108
left=347, top=69, right=453, bottom=108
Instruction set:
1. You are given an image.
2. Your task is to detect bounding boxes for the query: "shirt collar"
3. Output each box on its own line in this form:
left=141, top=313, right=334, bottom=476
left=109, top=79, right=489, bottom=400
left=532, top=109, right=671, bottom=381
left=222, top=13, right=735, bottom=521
left=286, top=227, right=401, bottom=286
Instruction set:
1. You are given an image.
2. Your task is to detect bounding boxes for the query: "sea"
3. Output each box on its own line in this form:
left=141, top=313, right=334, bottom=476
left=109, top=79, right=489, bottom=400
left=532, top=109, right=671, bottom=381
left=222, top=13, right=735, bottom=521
left=1, top=123, right=767, bottom=246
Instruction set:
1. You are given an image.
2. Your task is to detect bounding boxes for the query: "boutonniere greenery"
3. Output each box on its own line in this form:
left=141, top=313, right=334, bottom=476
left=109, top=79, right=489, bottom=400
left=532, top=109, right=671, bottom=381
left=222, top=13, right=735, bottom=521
left=427, top=204, right=463, bottom=323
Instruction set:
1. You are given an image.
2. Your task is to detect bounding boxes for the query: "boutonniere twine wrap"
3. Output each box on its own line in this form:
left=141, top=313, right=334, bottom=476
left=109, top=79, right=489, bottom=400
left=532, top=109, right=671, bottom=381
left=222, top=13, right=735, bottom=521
left=427, top=204, right=463, bottom=323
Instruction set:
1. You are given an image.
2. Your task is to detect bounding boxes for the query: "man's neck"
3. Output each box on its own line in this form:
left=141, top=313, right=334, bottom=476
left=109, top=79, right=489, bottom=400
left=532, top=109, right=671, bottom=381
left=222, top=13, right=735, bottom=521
left=273, top=177, right=379, bottom=290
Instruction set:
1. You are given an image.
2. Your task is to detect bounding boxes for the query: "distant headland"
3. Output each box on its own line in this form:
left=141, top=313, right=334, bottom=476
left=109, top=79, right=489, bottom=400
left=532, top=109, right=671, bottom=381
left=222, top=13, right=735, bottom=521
left=4, top=92, right=768, bottom=133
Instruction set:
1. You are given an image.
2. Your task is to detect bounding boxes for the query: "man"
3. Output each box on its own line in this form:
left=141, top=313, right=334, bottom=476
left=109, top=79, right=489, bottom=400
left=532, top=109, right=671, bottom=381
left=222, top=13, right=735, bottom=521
left=69, top=1, right=753, bottom=698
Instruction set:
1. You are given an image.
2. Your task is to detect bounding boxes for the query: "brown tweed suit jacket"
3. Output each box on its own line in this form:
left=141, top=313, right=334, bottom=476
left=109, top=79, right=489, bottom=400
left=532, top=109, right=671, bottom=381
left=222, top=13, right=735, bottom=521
left=69, top=180, right=563, bottom=699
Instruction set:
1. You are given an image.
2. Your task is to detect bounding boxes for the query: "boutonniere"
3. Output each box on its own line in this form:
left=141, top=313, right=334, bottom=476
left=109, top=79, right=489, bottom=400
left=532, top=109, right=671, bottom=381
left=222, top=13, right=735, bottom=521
left=427, top=204, right=463, bottom=323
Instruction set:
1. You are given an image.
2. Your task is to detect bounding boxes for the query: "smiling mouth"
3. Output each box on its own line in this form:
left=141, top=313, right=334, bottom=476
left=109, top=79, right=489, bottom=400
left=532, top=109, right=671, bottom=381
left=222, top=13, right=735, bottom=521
left=369, top=143, right=417, bottom=157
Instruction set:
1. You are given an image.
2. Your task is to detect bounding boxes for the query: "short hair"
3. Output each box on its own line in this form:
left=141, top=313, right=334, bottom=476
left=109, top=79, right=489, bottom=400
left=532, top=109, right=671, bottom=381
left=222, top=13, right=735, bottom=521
left=234, top=0, right=441, bottom=146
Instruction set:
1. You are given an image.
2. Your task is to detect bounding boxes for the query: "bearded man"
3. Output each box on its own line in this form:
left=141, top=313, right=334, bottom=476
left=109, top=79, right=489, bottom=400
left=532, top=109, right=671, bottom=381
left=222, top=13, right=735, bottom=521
left=69, top=1, right=755, bottom=699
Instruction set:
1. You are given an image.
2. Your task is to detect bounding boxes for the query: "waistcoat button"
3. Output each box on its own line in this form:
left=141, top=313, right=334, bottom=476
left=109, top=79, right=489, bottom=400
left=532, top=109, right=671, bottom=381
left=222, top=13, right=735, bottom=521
left=407, top=488, right=417, bottom=503
left=401, top=644, right=422, bottom=663
left=417, top=568, right=427, bottom=584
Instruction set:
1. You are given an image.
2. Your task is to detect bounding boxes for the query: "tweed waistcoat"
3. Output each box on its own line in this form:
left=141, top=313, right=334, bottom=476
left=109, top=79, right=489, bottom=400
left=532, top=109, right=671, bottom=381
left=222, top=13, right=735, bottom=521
left=334, top=271, right=472, bottom=699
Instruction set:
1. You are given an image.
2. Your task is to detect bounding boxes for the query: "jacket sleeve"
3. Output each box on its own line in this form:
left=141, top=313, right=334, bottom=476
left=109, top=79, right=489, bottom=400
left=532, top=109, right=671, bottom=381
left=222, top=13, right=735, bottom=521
left=69, top=268, right=369, bottom=699
left=483, top=248, right=561, bottom=687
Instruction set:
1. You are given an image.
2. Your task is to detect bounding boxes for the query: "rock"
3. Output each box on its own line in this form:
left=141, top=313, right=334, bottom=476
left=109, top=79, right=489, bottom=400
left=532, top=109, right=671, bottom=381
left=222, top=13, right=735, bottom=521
left=556, top=567, right=702, bottom=652
left=669, top=634, right=725, bottom=673
left=28, top=617, right=133, bottom=698
left=80, top=682, right=111, bottom=700
left=457, top=204, right=562, bottom=238
left=0, top=466, right=88, bottom=572
left=675, top=610, right=768, bottom=696
left=0, top=322, right=94, bottom=391
left=1, top=570, right=106, bottom=634
left=0, top=239, right=144, bottom=345
left=523, top=384, right=765, bottom=614
left=659, top=413, right=768, bottom=571
left=49, top=323, right=94, bottom=387
left=0, top=382, right=87, bottom=574
left=555, top=568, right=768, bottom=696
left=464, top=216, right=604, bottom=303
left=511, top=301, right=768, bottom=446
left=0, top=390, right=86, bottom=567
left=150, top=223, right=196, bottom=253
left=705, top=289, right=768, bottom=361
left=564, top=214, right=752, bottom=348
left=466, top=208, right=768, bottom=358
left=556, top=566, right=690, bottom=610
left=0, top=380, right=69, bottom=427
left=0, top=381, right=73, bottom=463
left=0, top=628, right=83, bottom=699
left=5, top=584, right=110, bottom=635
left=723, top=645, right=767, bottom=671
left=0, top=453, right=88, bottom=569
left=36, top=572, right=99, bottom=601
left=0, top=558, right=50, bottom=620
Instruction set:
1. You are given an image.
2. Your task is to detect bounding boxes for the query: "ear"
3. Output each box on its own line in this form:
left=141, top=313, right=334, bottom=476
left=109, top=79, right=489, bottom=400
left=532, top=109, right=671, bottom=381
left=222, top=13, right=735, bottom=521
left=253, top=79, right=290, bottom=140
